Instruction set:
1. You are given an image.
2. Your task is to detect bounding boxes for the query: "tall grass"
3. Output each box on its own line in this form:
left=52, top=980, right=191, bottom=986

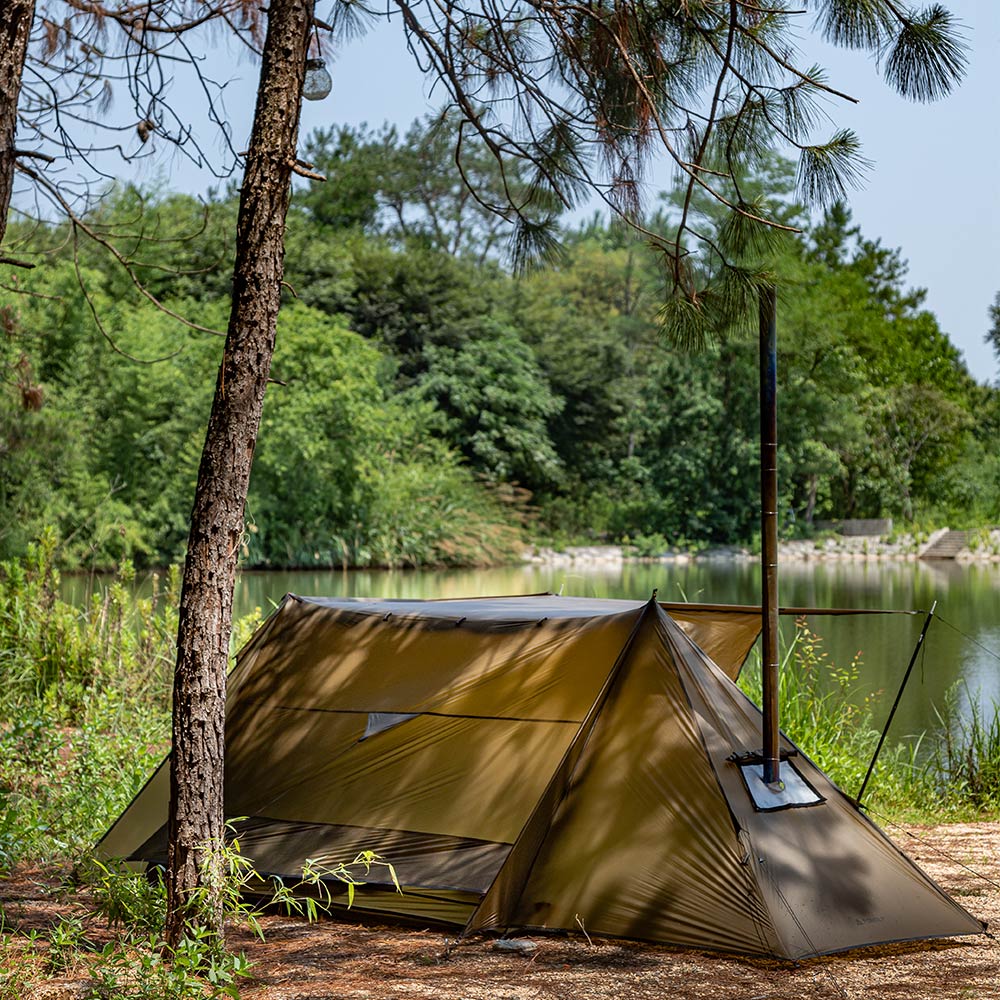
left=333, top=465, right=530, bottom=570
left=0, top=531, right=177, bottom=868
left=933, top=684, right=1000, bottom=813
left=737, top=621, right=1000, bottom=821
left=0, top=531, right=262, bottom=871
left=0, top=530, right=179, bottom=710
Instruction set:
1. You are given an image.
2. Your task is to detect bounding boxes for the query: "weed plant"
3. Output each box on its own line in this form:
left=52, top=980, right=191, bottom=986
left=64, top=835, right=394, bottom=998
left=738, top=622, right=1000, bottom=821
left=0, top=530, right=261, bottom=872
left=932, top=685, right=1000, bottom=813
left=739, top=624, right=893, bottom=799
left=0, top=926, right=39, bottom=1000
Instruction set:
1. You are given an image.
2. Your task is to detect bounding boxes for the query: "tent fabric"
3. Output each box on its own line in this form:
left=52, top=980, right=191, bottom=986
left=98, top=594, right=984, bottom=959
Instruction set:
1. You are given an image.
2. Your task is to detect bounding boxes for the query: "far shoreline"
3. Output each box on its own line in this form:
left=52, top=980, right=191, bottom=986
left=524, top=528, right=1000, bottom=568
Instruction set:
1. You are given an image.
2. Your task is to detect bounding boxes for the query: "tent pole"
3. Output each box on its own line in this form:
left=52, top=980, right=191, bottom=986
left=856, top=601, right=937, bottom=807
left=759, top=285, right=780, bottom=785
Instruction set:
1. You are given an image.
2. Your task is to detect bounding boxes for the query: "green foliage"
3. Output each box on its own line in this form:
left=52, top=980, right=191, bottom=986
left=933, top=687, right=1000, bottom=812
left=0, top=151, right=996, bottom=566
left=80, top=856, right=254, bottom=999
left=0, top=928, right=39, bottom=1000
left=77, top=831, right=399, bottom=1000
left=0, top=260, right=225, bottom=567
left=416, top=321, right=564, bottom=488
left=85, top=931, right=251, bottom=1000
left=0, top=535, right=259, bottom=873
left=246, top=304, right=387, bottom=565
left=0, top=536, right=174, bottom=869
left=246, top=303, right=526, bottom=568
left=738, top=623, right=1000, bottom=821
left=0, top=530, right=178, bottom=711
left=86, top=861, right=168, bottom=938
left=987, top=290, right=1000, bottom=375
left=623, top=533, right=670, bottom=558
left=337, top=237, right=504, bottom=373
left=46, top=914, right=92, bottom=974
left=883, top=5, right=968, bottom=103
left=298, top=124, right=389, bottom=231
left=299, top=114, right=547, bottom=262
left=0, top=697, right=164, bottom=870
left=797, top=129, right=870, bottom=207
left=740, top=624, right=887, bottom=794
left=349, top=450, right=528, bottom=569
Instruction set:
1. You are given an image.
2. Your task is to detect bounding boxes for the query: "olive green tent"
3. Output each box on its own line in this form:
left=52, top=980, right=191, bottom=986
left=99, top=594, right=983, bottom=959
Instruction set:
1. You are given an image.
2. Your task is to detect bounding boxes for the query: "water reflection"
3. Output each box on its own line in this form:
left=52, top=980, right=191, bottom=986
left=62, top=558, right=1000, bottom=737
left=231, top=560, right=1000, bottom=737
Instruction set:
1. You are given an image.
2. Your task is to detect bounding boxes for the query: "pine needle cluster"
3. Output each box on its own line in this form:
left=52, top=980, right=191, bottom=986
left=13, top=2, right=968, bottom=343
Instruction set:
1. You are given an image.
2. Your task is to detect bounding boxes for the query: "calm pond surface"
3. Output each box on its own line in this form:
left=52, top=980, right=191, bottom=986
left=230, top=559, right=1000, bottom=738
left=65, top=558, right=1000, bottom=737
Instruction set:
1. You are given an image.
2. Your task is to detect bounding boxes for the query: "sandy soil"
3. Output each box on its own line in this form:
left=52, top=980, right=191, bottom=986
left=3, top=822, right=998, bottom=1000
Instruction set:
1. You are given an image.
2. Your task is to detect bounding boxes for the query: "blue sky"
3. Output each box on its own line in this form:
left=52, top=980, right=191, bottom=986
left=120, top=2, right=1000, bottom=383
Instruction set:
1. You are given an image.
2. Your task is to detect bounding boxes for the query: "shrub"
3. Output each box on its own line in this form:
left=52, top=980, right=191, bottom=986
left=0, top=532, right=259, bottom=872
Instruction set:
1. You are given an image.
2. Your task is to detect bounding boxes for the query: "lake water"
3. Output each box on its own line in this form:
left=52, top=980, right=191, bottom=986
left=228, top=559, right=1000, bottom=738
left=64, top=558, right=1000, bottom=737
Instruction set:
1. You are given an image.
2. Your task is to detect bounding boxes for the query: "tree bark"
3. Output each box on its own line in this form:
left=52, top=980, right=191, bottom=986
left=0, top=0, right=35, bottom=250
left=165, top=0, right=315, bottom=947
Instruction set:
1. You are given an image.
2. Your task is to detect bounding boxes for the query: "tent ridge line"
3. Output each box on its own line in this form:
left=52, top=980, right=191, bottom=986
left=297, top=592, right=558, bottom=605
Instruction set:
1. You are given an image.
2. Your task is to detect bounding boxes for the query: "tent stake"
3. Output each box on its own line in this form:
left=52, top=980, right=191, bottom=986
left=759, top=285, right=780, bottom=786
left=856, top=601, right=937, bottom=807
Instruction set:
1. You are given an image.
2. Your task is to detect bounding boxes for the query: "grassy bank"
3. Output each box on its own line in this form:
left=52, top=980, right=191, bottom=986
left=738, top=624, right=1000, bottom=821
left=3, top=536, right=1000, bottom=878
left=0, top=533, right=263, bottom=872
left=2, top=540, right=999, bottom=997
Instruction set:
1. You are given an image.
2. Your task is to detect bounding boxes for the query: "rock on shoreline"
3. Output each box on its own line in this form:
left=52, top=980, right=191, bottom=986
left=524, top=529, right=1000, bottom=566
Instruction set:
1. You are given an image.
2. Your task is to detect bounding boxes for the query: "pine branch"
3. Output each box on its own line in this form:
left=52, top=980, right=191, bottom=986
left=883, top=4, right=968, bottom=103
left=797, top=129, right=872, bottom=207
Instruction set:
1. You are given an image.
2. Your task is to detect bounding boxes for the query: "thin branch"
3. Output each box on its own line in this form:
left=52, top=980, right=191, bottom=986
left=289, top=160, right=326, bottom=181
left=12, top=148, right=56, bottom=163
left=17, top=163, right=227, bottom=339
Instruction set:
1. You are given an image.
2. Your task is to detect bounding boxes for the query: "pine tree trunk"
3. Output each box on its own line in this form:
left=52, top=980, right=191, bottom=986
left=0, top=0, right=35, bottom=250
left=164, top=0, right=315, bottom=947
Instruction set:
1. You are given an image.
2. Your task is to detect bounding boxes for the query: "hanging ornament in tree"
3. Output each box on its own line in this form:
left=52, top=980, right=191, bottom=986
left=302, top=58, right=332, bottom=101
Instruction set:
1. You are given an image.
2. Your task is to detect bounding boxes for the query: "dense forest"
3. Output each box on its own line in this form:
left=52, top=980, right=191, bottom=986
left=2, top=119, right=997, bottom=570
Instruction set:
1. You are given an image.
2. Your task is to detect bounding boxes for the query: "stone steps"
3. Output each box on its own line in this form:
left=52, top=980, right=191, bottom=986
left=919, top=529, right=969, bottom=560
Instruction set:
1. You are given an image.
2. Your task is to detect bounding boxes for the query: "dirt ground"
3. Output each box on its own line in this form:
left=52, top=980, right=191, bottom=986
left=3, top=822, right=998, bottom=1000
